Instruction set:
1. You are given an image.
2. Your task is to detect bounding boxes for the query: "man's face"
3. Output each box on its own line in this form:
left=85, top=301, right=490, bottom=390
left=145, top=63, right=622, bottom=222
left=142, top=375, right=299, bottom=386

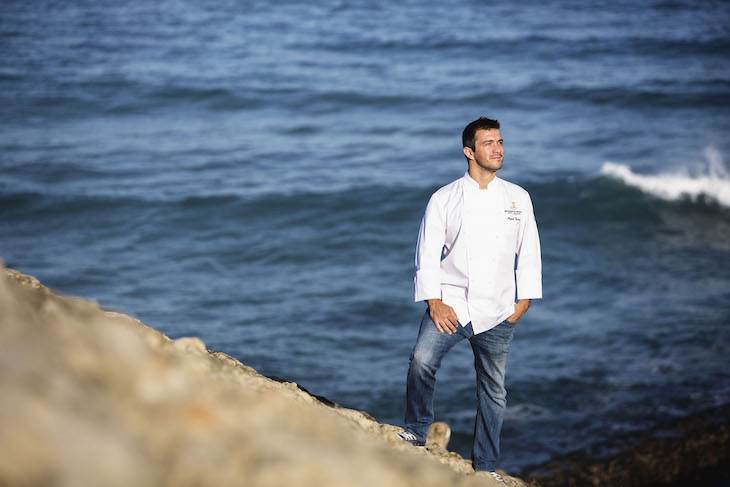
left=465, top=129, right=504, bottom=172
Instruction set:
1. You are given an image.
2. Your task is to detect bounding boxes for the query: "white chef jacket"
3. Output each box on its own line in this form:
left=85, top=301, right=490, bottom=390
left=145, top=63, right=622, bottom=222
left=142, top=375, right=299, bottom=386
left=414, top=172, right=542, bottom=334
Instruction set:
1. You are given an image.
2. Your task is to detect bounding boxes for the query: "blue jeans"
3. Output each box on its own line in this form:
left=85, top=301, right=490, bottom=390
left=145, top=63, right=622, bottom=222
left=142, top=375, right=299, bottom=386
left=404, top=310, right=515, bottom=471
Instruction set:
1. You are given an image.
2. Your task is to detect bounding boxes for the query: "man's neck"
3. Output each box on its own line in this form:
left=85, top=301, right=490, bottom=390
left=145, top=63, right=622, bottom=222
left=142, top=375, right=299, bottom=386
left=468, top=167, right=497, bottom=189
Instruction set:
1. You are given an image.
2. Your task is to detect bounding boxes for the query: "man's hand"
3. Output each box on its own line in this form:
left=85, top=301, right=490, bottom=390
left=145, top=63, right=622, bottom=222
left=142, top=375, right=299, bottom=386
left=506, top=299, right=531, bottom=324
left=427, top=299, right=459, bottom=335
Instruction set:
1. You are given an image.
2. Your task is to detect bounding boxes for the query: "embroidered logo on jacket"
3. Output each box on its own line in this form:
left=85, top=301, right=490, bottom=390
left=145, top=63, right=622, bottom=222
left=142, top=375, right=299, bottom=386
left=505, top=201, right=522, bottom=221
left=504, top=202, right=522, bottom=214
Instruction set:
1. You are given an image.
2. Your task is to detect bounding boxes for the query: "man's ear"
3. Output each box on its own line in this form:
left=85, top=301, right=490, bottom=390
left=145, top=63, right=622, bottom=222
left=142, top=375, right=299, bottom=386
left=463, top=146, right=473, bottom=160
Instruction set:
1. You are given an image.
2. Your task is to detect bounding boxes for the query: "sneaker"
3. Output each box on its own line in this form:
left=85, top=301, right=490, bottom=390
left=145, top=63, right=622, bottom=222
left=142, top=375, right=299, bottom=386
left=488, top=470, right=506, bottom=484
left=396, top=431, right=425, bottom=446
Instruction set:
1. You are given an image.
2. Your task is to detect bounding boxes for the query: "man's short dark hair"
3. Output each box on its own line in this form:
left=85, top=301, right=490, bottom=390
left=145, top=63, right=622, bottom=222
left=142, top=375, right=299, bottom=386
left=462, top=117, right=501, bottom=150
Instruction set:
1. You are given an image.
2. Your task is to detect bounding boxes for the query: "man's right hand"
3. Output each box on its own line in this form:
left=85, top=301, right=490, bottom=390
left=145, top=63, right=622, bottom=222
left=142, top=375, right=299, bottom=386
left=426, top=299, right=459, bottom=335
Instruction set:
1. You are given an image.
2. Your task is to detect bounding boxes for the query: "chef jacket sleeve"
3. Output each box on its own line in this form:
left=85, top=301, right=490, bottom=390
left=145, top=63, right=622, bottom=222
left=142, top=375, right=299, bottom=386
left=414, top=194, right=445, bottom=302
left=515, top=194, right=542, bottom=300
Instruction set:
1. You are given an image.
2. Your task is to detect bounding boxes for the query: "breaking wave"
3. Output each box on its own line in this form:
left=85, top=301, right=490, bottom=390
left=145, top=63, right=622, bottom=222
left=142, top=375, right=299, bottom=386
left=600, top=147, right=730, bottom=207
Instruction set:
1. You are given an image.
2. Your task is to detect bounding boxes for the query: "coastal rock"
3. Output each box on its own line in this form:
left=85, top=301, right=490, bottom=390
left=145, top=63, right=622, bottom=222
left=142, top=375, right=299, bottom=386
left=428, top=421, right=452, bottom=449
left=523, top=404, right=730, bottom=487
left=0, top=267, right=528, bottom=487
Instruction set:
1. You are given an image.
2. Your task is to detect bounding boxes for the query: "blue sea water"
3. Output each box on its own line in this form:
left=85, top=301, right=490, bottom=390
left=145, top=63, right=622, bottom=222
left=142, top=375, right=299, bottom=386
left=2, top=0, right=730, bottom=474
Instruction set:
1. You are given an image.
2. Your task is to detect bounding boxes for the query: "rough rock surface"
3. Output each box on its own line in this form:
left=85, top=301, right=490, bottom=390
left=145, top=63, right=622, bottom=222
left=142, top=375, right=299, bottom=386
left=523, top=404, right=730, bottom=487
left=0, top=267, right=530, bottom=487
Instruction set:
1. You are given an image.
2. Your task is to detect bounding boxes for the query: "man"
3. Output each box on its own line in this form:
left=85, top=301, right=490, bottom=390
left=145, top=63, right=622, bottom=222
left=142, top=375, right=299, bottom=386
left=398, top=117, right=542, bottom=481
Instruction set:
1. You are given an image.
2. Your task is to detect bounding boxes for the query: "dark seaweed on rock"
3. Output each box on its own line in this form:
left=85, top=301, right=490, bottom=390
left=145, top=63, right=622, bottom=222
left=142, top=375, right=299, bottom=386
left=522, top=405, right=730, bottom=487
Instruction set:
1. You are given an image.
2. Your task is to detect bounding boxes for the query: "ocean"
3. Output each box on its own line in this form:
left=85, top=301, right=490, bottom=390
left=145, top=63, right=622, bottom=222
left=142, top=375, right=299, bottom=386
left=2, top=0, right=729, bottom=474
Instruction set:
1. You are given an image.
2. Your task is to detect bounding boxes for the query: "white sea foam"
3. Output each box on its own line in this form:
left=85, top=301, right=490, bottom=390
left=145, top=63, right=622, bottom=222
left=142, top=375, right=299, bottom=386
left=600, top=147, right=730, bottom=207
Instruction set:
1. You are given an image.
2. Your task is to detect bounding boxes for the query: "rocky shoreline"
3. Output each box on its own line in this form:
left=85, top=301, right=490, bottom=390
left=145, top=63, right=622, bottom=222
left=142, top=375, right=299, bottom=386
left=521, top=404, right=730, bottom=487
left=4, top=266, right=727, bottom=487
left=0, top=267, right=528, bottom=487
